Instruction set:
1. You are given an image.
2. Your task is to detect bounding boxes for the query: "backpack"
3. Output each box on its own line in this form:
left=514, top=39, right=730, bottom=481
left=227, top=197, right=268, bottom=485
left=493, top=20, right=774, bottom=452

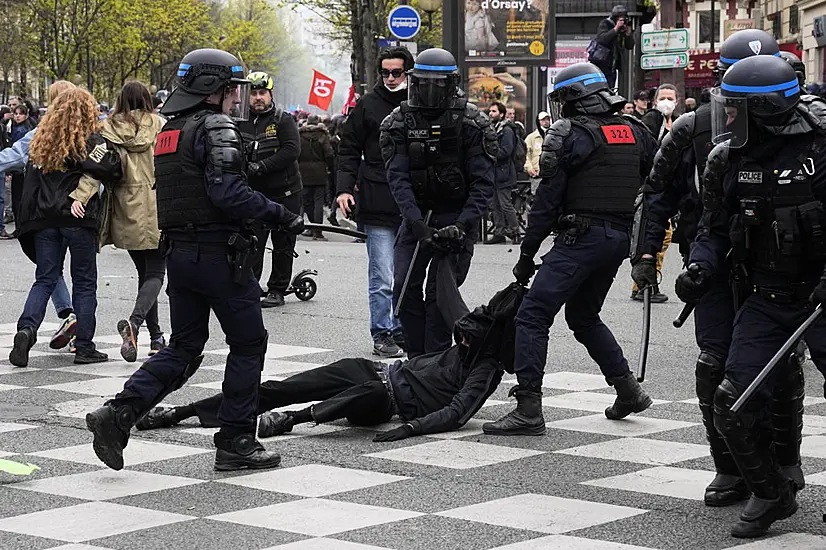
left=586, top=19, right=614, bottom=66
left=507, top=120, right=527, bottom=170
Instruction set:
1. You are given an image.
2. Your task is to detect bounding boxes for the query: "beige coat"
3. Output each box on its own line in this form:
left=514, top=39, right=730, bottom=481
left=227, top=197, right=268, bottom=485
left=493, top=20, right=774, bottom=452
left=524, top=128, right=544, bottom=176
left=91, top=112, right=163, bottom=251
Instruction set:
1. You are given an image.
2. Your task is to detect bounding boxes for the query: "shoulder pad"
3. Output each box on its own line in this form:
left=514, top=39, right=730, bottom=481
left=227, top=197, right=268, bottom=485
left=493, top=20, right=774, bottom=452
left=798, top=96, right=826, bottom=132
left=205, top=114, right=244, bottom=175
left=538, top=119, right=571, bottom=178
left=701, top=143, right=730, bottom=212
left=203, top=112, right=237, bottom=131
left=379, top=108, right=405, bottom=163
left=463, top=103, right=493, bottom=131
left=461, top=108, right=497, bottom=160
left=648, top=115, right=695, bottom=192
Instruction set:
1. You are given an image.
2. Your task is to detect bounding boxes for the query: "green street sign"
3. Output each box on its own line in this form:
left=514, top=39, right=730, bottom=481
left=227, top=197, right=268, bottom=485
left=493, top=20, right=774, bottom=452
left=640, top=52, right=689, bottom=70
left=641, top=28, right=689, bottom=53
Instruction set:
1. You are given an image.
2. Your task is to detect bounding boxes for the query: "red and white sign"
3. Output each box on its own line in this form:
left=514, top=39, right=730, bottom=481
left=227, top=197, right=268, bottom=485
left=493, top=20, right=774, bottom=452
left=308, top=70, right=336, bottom=111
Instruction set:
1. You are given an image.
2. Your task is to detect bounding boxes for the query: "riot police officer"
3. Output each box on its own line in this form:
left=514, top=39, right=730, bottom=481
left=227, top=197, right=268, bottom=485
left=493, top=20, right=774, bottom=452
left=629, top=29, right=810, bottom=507
left=380, top=48, right=496, bottom=358
left=483, top=62, right=658, bottom=436
left=677, top=55, right=826, bottom=538
left=86, top=49, right=304, bottom=472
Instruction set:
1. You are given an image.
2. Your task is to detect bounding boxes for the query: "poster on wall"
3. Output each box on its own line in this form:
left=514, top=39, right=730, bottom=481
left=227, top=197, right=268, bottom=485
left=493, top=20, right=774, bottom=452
left=466, top=66, right=530, bottom=124
left=463, top=0, right=554, bottom=65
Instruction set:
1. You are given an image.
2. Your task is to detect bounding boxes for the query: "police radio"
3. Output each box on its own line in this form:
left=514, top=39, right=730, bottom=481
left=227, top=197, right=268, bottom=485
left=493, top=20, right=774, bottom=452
left=739, top=198, right=764, bottom=226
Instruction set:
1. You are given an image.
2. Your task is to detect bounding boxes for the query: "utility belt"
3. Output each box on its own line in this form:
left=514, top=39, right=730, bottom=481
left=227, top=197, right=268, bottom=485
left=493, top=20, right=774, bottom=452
left=556, top=214, right=629, bottom=245
left=751, top=282, right=816, bottom=304
left=160, top=230, right=258, bottom=285
left=376, top=362, right=398, bottom=415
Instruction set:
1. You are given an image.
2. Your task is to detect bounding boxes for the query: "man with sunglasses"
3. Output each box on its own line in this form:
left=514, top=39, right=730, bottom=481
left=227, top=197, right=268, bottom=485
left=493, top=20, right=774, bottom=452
left=239, top=71, right=303, bottom=308
left=336, top=47, right=414, bottom=358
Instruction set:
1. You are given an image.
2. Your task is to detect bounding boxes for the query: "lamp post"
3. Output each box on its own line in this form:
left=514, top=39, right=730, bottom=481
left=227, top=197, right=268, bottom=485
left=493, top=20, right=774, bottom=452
left=419, top=0, right=440, bottom=29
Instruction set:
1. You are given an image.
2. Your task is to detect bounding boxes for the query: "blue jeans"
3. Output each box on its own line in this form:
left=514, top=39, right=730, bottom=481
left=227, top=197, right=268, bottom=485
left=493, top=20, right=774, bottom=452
left=19, top=227, right=98, bottom=350
left=365, top=224, right=401, bottom=339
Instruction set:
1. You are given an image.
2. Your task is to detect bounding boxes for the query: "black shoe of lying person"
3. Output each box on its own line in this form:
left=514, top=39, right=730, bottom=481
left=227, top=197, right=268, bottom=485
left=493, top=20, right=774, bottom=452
left=136, top=407, right=180, bottom=431
left=258, top=412, right=295, bottom=438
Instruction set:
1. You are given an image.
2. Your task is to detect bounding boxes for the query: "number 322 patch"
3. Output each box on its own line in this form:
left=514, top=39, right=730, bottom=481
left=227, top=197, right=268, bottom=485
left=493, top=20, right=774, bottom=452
left=601, top=125, right=636, bottom=144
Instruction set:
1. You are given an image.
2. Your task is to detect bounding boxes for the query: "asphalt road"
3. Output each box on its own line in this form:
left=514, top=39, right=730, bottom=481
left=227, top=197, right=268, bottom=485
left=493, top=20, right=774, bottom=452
left=0, top=228, right=823, bottom=550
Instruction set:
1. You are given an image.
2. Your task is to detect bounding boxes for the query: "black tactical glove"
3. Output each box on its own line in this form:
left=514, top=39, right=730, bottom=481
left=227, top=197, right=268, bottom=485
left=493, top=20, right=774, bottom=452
left=412, top=219, right=436, bottom=246
left=675, top=263, right=712, bottom=304
left=433, top=223, right=466, bottom=253
left=631, top=256, right=658, bottom=290
left=248, top=162, right=263, bottom=178
left=373, top=423, right=415, bottom=442
left=281, top=209, right=305, bottom=236
left=810, top=273, right=826, bottom=307
left=513, top=252, right=536, bottom=285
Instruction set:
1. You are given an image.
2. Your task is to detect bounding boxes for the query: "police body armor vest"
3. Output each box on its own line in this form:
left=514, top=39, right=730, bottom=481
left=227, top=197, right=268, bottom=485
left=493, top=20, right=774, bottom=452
left=403, top=102, right=468, bottom=210
left=154, top=111, right=235, bottom=231
left=733, top=134, right=826, bottom=282
left=565, top=115, right=641, bottom=216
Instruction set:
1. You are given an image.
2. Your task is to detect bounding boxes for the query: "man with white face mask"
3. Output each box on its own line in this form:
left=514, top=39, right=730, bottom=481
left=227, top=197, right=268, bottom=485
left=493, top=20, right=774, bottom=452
left=336, top=47, right=414, bottom=358
left=642, top=83, right=679, bottom=142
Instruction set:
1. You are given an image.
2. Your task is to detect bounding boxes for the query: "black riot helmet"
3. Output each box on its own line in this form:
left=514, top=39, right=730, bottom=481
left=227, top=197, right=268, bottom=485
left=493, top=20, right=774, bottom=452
left=780, top=51, right=806, bottom=88
left=548, top=62, right=625, bottom=121
left=716, top=29, right=780, bottom=77
left=161, top=48, right=250, bottom=119
left=711, top=55, right=800, bottom=148
left=407, top=48, right=460, bottom=111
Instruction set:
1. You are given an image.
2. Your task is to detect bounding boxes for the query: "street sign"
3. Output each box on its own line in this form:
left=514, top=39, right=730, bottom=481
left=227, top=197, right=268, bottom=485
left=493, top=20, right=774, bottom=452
left=640, top=52, right=689, bottom=70
left=641, top=28, right=689, bottom=54
left=387, top=5, right=421, bottom=40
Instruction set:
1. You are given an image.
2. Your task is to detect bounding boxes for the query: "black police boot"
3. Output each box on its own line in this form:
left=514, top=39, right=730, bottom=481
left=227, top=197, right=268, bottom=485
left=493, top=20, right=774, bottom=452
left=9, top=327, right=36, bottom=368
left=484, top=234, right=506, bottom=245
left=482, top=386, right=546, bottom=436
left=696, top=352, right=750, bottom=507
left=257, top=412, right=295, bottom=438
left=605, top=372, right=653, bottom=420
left=650, top=285, right=669, bottom=303
left=86, top=401, right=137, bottom=471
left=772, top=352, right=806, bottom=493
left=715, top=380, right=798, bottom=538
left=214, top=432, right=281, bottom=471
left=136, top=406, right=180, bottom=431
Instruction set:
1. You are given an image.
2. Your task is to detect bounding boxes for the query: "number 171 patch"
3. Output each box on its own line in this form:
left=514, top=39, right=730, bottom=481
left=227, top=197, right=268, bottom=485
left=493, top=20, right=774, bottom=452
left=601, top=125, right=636, bottom=144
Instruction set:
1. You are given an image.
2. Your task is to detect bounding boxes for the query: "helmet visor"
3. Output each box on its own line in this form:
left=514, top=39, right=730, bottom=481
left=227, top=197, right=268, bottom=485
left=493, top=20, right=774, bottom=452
left=227, top=81, right=251, bottom=121
left=409, top=73, right=452, bottom=109
left=711, top=88, right=748, bottom=148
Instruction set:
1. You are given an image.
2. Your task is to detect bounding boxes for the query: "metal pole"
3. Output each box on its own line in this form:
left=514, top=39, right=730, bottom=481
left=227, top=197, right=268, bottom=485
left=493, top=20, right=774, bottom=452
left=710, top=0, right=716, bottom=54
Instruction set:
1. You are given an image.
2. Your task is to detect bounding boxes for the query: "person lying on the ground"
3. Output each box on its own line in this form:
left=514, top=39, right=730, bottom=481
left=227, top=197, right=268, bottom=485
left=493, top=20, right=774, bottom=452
left=136, top=283, right=526, bottom=442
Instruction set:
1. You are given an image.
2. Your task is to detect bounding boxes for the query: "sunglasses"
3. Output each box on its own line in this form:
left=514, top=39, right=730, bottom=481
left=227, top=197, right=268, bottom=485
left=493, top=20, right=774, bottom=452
left=379, top=69, right=405, bottom=79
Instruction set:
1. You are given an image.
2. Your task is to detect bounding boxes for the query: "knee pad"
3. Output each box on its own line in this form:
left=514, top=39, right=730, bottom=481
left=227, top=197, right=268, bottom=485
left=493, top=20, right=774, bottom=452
left=696, top=351, right=725, bottom=404
left=229, top=330, right=268, bottom=368
left=713, top=379, right=750, bottom=436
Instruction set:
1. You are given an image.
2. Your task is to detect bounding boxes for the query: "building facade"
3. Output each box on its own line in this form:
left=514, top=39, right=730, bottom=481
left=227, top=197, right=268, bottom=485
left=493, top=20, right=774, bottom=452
left=799, top=0, right=826, bottom=83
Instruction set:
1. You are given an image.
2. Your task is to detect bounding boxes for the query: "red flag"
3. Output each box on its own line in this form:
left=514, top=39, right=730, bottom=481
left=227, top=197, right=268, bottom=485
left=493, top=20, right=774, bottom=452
left=308, top=69, right=336, bottom=111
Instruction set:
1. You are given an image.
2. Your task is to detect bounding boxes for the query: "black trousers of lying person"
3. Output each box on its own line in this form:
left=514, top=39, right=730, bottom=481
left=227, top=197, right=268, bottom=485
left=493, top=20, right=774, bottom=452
left=138, top=282, right=527, bottom=441
left=138, top=340, right=505, bottom=441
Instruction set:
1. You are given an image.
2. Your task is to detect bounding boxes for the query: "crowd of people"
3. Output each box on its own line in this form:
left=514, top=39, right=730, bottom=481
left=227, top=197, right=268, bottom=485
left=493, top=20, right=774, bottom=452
left=1, top=22, right=826, bottom=540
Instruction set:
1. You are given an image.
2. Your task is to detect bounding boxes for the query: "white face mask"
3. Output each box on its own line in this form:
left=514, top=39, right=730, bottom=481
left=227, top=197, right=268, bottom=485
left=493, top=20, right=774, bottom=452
left=656, top=99, right=676, bottom=117
left=385, top=79, right=408, bottom=92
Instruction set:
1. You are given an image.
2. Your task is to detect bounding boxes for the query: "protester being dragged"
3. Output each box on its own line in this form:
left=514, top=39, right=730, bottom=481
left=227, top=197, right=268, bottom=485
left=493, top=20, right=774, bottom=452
left=9, top=87, right=122, bottom=367
left=84, top=81, right=166, bottom=361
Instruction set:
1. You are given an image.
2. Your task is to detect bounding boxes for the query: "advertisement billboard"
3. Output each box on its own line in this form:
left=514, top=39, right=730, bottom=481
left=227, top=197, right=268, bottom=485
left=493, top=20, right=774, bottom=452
left=466, top=65, right=531, bottom=124
left=464, top=0, right=554, bottom=65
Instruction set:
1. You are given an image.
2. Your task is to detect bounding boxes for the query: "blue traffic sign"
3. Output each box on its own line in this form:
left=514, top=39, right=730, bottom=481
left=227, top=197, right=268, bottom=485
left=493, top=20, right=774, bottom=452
left=387, top=6, right=421, bottom=40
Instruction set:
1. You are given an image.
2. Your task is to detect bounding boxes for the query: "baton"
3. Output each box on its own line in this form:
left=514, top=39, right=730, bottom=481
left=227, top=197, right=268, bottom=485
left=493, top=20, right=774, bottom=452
left=673, top=303, right=694, bottom=328
left=637, top=286, right=652, bottom=383
left=303, top=223, right=367, bottom=240
left=731, top=304, right=823, bottom=414
left=395, top=210, right=432, bottom=318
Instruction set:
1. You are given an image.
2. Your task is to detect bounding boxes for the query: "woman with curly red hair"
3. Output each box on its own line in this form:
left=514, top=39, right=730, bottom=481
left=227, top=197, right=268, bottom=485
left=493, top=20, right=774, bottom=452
left=8, top=87, right=122, bottom=367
